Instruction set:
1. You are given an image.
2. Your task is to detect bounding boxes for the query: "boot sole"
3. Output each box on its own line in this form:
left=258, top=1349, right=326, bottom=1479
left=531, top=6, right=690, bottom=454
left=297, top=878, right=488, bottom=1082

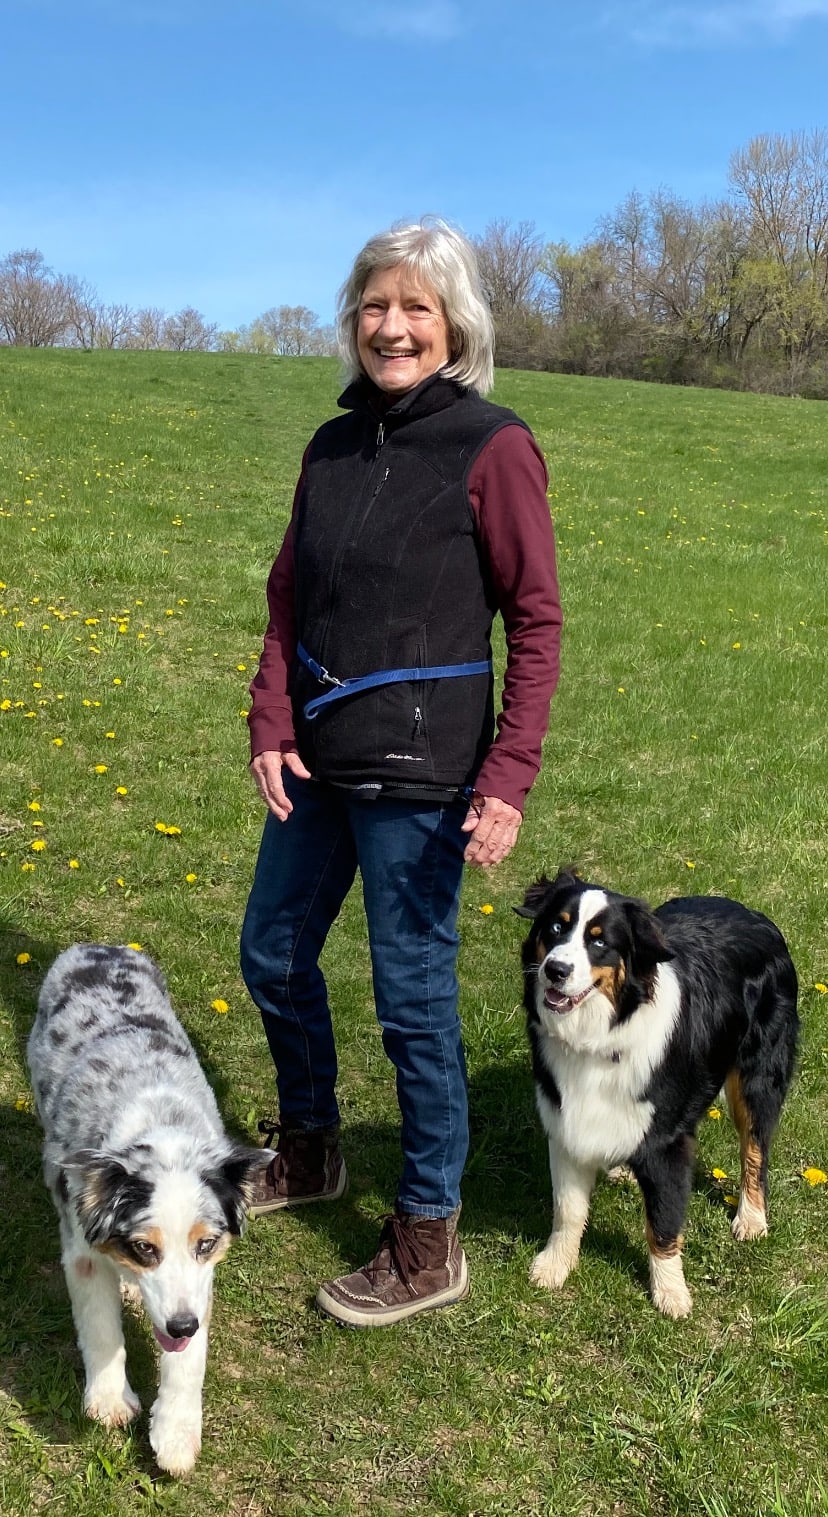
left=315, top=1253, right=469, bottom=1328
left=248, top=1163, right=348, bottom=1218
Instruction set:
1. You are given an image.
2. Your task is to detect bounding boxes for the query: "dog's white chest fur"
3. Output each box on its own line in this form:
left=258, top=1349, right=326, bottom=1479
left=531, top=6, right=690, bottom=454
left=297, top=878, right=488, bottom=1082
left=535, top=964, right=681, bottom=1166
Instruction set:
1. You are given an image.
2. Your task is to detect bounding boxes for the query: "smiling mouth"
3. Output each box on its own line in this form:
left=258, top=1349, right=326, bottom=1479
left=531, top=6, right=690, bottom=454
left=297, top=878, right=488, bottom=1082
left=542, top=984, right=592, bottom=1015
left=376, top=349, right=418, bottom=358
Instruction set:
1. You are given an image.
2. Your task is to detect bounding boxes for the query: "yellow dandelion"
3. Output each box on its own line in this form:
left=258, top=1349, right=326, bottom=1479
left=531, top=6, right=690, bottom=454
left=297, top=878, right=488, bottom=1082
left=51, top=737, right=63, bottom=746
left=94, top=763, right=108, bottom=774
left=115, top=786, right=128, bottom=796
left=617, top=686, right=625, bottom=694
left=116, top=877, right=125, bottom=888
left=479, top=903, right=494, bottom=915
left=711, top=1168, right=728, bottom=1181
left=15, top=1095, right=32, bottom=1112
left=16, top=952, right=31, bottom=965
left=21, top=861, right=36, bottom=872
left=815, top=983, right=828, bottom=995
left=30, top=838, right=47, bottom=852
left=801, top=1167, right=828, bottom=1187
left=236, top=663, right=247, bottom=672
left=724, top=1194, right=738, bottom=1206
left=155, top=822, right=182, bottom=836
left=185, top=872, right=198, bottom=884
left=211, top=998, right=229, bottom=1014
left=708, top=1107, right=722, bottom=1120
left=126, top=942, right=143, bottom=952
left=685, top=860, right=696, bottom=870
left=732, top=642, right=741, bottom=650
left=105, top=731, right=115, bottom=739
left=113, top=677, right=122, bottom=685
left=28, top=801, right=41, bottom=812
left=68, top=859, right=80, bottom=869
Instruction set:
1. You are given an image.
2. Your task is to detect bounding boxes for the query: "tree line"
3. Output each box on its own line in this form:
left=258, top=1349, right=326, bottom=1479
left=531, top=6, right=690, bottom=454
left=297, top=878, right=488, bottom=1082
left=473, top=131, right=828, bottom=397
left=0, top=250, right=336, bottom=357
left=3, top=133, right=828, bottom=395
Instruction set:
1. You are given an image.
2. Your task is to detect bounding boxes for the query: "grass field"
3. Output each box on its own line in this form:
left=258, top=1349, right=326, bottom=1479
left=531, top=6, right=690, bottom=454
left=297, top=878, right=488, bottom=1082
left=1, top=348, right=827, bottom=1517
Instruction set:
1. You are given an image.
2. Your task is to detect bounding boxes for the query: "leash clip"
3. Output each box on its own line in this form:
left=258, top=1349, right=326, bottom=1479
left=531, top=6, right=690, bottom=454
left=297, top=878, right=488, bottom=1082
left=318, top=665, right=344, bottom=688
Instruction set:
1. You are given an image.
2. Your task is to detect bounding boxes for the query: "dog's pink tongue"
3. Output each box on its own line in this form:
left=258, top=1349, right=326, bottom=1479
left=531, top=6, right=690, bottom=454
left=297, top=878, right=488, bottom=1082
left=153, top=1327, right=192, bottom=1354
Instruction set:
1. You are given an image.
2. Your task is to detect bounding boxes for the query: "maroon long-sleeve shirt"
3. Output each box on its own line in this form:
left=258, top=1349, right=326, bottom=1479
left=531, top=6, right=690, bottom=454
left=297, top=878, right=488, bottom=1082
left=248, top=423, right=562, bottom=814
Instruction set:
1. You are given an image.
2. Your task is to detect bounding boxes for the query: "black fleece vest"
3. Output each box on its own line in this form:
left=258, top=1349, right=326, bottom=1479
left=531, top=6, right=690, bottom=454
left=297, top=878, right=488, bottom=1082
left=290, top=374, right=527, bottom=793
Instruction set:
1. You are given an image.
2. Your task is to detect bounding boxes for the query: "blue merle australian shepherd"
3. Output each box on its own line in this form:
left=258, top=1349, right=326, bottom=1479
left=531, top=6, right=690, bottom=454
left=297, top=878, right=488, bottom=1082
left=517, top=871, right=798, bottom=1318
left=27, top=944, right=271, bottom=1476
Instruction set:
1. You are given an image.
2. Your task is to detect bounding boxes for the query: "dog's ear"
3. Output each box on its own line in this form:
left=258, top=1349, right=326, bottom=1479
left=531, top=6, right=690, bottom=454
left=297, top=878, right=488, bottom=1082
left=513, top=874, right=555, bottom=920
left=210, top=1145, right=273, bottom=1235
left=514, top=868, right=582, bottom=920
left=66, top=1151, right=153, bottom=1247
left=622, top=898, right=674, bottom=977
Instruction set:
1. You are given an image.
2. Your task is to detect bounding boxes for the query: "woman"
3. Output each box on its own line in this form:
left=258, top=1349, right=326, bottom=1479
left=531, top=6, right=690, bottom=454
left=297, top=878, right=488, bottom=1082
left=240, top=218, right=561, bottom=1327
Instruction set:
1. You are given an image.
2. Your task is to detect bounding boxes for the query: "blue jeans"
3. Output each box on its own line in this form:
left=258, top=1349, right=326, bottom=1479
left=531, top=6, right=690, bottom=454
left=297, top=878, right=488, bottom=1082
left=240, top=773, right=469, bottom=1218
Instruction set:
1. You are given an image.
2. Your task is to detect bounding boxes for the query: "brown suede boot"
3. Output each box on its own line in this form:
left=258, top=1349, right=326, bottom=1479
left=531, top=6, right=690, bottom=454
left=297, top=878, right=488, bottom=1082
left=248, top=1120, right=347, bottom=1216
left=315, top=1207, right=468, bottom=1327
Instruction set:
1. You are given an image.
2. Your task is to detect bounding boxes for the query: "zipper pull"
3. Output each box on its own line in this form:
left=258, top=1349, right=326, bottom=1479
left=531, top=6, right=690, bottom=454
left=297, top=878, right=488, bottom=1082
left=376, top=420, right=385, bottom=450
left=413, top=706, right=423, bottom=738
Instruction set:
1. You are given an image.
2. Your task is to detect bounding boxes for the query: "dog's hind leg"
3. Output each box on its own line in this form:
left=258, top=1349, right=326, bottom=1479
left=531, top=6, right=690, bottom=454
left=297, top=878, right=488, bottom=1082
left=726, top=1071, right=770, bottom=1241
left=530, top=1142, right=596, bottom=1291
left=149, top=1296, right=211, bottom=1477
left=61, top=1227, right=141, bottom=1427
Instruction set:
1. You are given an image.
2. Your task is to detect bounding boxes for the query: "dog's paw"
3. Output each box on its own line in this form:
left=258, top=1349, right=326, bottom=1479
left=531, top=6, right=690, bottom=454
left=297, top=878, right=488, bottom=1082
left=731, top=1201, right=768, bottom=1242
left=651, top=1279, right=693, bottom=1319
left=85, top=1381, right=141, bottom=1428
left=530, top=1247, right=573, bottom=1291
left=149, top=1399, right=202, bottom=1477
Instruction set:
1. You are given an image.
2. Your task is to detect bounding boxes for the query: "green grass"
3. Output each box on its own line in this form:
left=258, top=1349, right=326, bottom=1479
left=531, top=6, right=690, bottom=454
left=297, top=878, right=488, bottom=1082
left=1, top=349, right=827, bottom=1516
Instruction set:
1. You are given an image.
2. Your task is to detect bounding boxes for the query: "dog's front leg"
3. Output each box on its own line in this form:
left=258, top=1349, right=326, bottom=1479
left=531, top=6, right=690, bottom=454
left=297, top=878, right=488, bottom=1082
left=149, top=1314, right=209, bottom=1477
left=530, top=1141, right=596, bottom=1291
left=61, top=1235, right=141, bottom=1427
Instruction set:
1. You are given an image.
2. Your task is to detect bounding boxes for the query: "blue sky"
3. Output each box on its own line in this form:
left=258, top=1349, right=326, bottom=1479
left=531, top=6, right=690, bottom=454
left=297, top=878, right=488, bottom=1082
left=2, top=0, right=827, bottom=329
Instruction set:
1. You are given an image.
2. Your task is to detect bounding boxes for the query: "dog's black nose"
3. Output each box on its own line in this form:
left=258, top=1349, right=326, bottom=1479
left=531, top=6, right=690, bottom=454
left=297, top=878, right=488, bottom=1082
left=544, top=958, right=572, bottom=984
left=165, top=1314, right=199, bottom=1339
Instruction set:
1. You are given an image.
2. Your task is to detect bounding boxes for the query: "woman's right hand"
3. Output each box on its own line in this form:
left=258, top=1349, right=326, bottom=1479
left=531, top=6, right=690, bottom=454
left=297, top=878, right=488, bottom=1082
left=250, top=749, right=312, bottom=820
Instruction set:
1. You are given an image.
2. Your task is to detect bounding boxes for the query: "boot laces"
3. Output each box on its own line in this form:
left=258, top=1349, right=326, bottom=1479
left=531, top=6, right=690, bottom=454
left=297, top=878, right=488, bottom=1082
left=368, top=1214, right=430, bottom=1287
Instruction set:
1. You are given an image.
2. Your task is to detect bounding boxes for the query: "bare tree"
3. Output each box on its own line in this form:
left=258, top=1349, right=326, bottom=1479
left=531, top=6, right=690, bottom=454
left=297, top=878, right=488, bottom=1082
left=0, top=248, right=72, bottom=346
left=128, top=307, right=167, bottom=349
left=65, top=277, right=133, bottom=349
left=473, top=219, right=544, bottom=317
left=161, top=307, right=218, bottom=351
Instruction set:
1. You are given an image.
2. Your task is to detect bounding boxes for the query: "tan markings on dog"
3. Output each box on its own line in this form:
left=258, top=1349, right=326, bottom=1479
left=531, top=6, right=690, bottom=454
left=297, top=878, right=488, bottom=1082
left=188, top=1222, right=231, bottom=1264
left=725, top=1070, right=765, bottom=1212
left=534, top=940, right=547, bottom=964
left=100, top=1225, right=164, bottom=1271
left=589, top=962, right=624, bottom=1008
left=645, top=1220, right=685, bottom=1259
left=560, top=911, right=571, bottom=924
left=588, top=923, right=604, bottom=938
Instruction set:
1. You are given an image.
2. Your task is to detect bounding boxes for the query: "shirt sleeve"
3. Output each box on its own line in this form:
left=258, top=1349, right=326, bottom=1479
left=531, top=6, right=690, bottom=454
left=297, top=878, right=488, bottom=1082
left=467, top=423, right=562, bottom=812
left=246, top=460, right=306, bottom=760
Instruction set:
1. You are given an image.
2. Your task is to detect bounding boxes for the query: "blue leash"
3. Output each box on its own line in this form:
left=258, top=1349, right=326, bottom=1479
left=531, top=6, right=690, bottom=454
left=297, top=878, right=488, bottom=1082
left=297, top=642, right=492, bottom=721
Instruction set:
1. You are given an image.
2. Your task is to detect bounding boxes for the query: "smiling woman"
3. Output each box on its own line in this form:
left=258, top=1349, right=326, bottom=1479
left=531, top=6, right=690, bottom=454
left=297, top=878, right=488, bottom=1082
left=240, top=215, right=562, bottom=1328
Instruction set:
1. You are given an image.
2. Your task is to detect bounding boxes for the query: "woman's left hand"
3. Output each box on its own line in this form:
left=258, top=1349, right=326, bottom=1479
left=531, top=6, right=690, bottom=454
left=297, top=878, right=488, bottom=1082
left=461, top=794, right=522, bottom=868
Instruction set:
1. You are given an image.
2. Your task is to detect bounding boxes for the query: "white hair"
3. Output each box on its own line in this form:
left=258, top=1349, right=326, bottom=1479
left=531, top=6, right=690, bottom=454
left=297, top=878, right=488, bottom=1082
left=336, top=217, right=495, bottom=395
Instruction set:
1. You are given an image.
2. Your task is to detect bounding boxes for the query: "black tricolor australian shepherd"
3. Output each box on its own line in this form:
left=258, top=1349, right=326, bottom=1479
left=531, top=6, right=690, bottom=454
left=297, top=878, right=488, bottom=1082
left=517, top=871, right=798, bottom=1318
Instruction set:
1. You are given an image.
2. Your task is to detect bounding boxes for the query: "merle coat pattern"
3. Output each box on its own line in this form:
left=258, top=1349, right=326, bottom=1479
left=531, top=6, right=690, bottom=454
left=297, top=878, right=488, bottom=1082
left=518, top=871, right=798, bottom=1318
left=27, top=944, right=270, bottom=1476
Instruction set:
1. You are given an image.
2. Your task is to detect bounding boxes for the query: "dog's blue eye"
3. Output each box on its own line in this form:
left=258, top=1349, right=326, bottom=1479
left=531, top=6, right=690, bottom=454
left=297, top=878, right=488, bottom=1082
left=593, top=937, right=605, bottom=949
left=551, top=922, right=562, bottom=936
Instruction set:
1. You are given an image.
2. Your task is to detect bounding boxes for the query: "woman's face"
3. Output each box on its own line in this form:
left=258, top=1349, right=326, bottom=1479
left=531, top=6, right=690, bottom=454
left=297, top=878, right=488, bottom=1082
left=357, top=264, right=451, bottom=395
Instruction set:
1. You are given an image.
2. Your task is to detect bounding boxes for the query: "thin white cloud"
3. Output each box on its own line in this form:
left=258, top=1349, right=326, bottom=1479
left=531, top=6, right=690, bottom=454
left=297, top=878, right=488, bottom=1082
left=604, top=0, right=828, bottom=47
left=310, top=0, right=464, bottom=42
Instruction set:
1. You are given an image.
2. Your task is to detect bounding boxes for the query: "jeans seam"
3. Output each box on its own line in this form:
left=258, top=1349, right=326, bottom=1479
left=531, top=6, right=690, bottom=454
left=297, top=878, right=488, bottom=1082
left=283, top=819, right=351, bottom=1125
